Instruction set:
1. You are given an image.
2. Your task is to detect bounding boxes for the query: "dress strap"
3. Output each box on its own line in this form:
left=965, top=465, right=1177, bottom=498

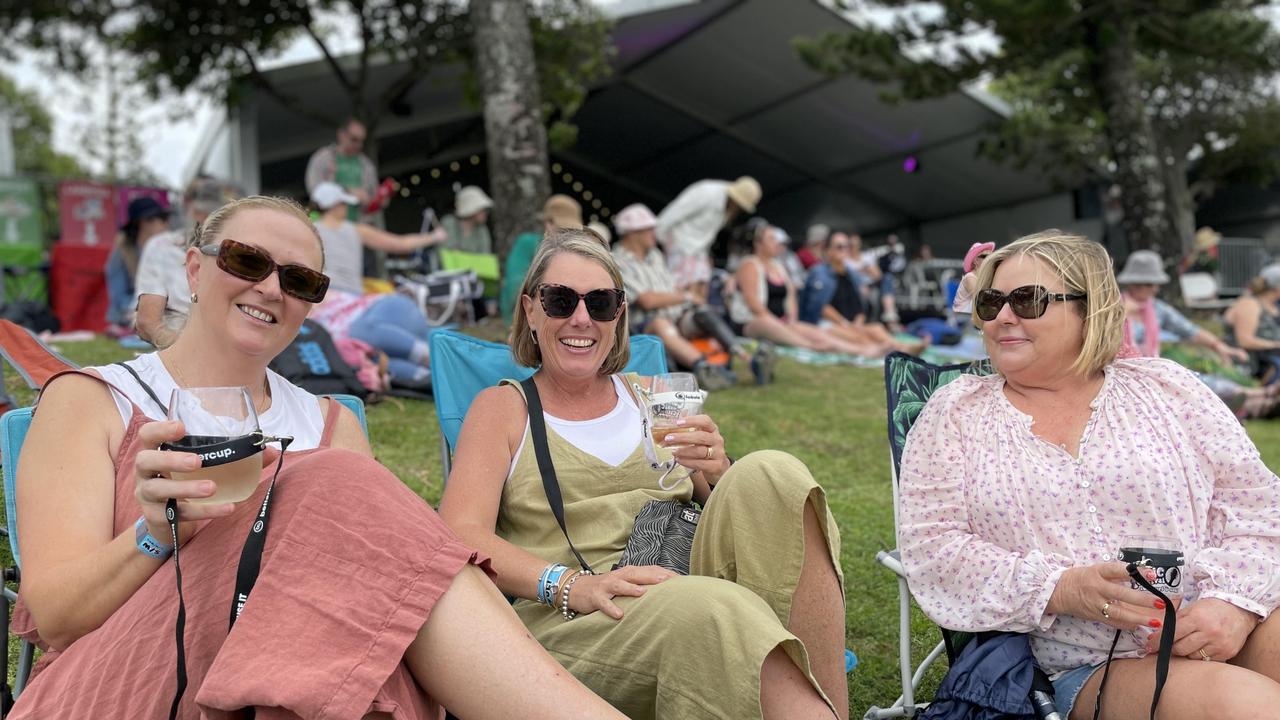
left=318, top=396, right=344, bottom=447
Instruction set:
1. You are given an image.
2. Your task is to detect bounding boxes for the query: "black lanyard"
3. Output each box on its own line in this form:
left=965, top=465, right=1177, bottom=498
left=1091, top=562, right=1178, bottom=720
left=165, top=435, right=290, bottom=720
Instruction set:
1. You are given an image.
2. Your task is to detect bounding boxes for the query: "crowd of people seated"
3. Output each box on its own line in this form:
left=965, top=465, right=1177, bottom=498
left=25, top=145, right=1280, bottom=720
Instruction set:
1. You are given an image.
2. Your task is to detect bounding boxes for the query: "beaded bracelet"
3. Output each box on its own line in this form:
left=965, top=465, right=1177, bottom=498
left=561, top=569, right=592, bottom=621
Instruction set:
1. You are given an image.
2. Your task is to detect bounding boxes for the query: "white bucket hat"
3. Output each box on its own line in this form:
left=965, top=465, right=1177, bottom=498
left=1115, top=250, right=1170, bottom=285
left=455, top=186, right=493, bottom=218
left=312, top=182, right=359, bottom=210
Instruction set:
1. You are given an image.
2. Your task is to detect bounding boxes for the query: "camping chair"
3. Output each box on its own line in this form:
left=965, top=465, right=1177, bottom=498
left=428, top=330, right=668, bottom=479
left=868, top=351, right=992, bottom=720
left=0, top=321, right=367, bottom=716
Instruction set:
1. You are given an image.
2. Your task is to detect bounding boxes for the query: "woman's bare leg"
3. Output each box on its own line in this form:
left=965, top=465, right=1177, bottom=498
left=1070, top=655, right=1280, bottom=720
left=405, top=565, right=625, bottom=720
left=760, top=647, right=839, bottom=720
left=784, top=502, right=849, bottom=719
left=1230, top=608, right=1280, bottom=682
left=746, top=315, right=824, bottom=350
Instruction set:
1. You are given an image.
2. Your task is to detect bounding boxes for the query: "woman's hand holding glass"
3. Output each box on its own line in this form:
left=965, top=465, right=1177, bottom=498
left=132, top=420, right=236, bottom=545
left=1047, top=562, right=1167, bottom=632
left=659, top=414, right=731, bottom=485
left=565, top=565, right=678, bottom=620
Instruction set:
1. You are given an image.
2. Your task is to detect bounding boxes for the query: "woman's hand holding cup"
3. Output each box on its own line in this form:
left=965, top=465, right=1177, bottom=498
left=133, top=419, right=236, bottom=545
left=1048, top=562, right=1168, bottom=632
left=659, top=414, right=730, bottom=485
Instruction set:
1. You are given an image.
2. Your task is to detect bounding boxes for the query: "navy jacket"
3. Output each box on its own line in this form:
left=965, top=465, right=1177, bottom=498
left=921, top=632, right=1053, bottom=720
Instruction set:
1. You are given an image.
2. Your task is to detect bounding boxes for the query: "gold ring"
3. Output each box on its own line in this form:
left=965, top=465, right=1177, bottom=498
left=1100, top=602, right=1111, bottom=619
left=1199, top=649, right=1212, bottom=662
left=706, top=445, right=714, bottom=460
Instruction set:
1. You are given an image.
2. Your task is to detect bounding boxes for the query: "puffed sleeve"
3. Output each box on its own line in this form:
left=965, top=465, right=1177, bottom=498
left=898, top=379, right=1072, bottom=633
left=1153, top=360, right=1280, bottom=618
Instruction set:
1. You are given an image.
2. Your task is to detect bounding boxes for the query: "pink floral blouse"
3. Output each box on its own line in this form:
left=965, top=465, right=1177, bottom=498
left=898, top=357, right=1280, bottom=674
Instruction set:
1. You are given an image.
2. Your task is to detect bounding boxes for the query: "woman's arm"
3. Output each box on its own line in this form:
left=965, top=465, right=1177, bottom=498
left=736, top=258, right=768, bottom=318
left=135, top=295, right=179, bottom=349
left=438, top=386, right=562, bottom=601
left=326, top=400, right=374, bottom=457
left=354, top=223, right=443, bottom=254
left=784, top=271, right=799, bottom=323
left=1227, top=298, right=1280, bottom=351
left=821, top=304, right=849, bottom=326
left=17, top=375, right=230, bottom=650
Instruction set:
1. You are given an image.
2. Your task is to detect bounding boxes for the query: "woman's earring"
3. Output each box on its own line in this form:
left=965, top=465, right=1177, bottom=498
left=530, top=328, right=538, bottom=344
left=190, top=293, right=198, bottom=304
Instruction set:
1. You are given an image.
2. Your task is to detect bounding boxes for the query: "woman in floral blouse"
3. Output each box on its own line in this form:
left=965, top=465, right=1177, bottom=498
left=899, top=231, right=1280, bottom=720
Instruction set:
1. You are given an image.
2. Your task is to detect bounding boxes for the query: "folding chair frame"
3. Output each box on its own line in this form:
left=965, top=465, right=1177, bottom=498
left=865, top=352, right=989, bottom=720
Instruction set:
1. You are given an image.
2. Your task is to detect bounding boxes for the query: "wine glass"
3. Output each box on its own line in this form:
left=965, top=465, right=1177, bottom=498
left=639, top=373, right=706, bottom=490
left=163, top=387, right=264, bottom=504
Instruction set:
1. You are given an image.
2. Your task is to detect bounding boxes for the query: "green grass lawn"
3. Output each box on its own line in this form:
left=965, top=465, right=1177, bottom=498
left=3, top=336, right=1278, bottom=714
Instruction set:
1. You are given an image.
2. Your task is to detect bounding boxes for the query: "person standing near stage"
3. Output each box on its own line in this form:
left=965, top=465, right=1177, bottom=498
left=305, top=118, right=379, bottom=223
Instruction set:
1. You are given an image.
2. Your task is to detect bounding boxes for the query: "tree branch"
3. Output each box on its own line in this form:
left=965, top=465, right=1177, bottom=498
left=302, top=18, right=354, bottom=94
left=237, top=47, right=340, bottom=128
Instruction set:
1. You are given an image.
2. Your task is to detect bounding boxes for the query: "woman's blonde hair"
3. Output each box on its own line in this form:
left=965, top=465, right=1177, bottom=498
left=188, top=195, right=325, bottom=268
left=973, top=230, right=1124, bottom=376
left=509, top=229, right=631, bottom=374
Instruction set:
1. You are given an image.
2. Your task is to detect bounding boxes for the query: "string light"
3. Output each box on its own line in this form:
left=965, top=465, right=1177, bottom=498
left=552, top=163, right=562, bottom=173
left=470, top=155, right=481, bottom=165
left=430, top=168, right=441, bottom=179
left=449, top=161, right=461, bottom=172
left=410, top=174, right=421, bottom=186
left=583, top=190, right=593, bottom=201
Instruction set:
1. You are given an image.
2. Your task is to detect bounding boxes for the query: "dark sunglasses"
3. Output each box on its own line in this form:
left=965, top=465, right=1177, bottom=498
left=535, top=283, right=625, bottom=321
left=199, top=239, right=330, bottom=304
left=974, top=284, right=1085, bottom=321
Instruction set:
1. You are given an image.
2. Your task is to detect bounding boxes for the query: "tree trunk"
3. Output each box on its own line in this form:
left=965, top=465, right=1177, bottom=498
left=472, top=0, right=551, bottom=265
left=1085, top=7, right=1177, bottom=275
left=1161, top=150, right=1196, bottom=259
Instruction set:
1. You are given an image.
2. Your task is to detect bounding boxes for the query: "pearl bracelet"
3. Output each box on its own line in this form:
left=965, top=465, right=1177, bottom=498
left=561, top=569, right=592, bottom=621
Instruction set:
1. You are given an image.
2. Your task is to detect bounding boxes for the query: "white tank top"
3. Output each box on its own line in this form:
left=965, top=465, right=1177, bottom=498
left=93, top=353, right=326, bottom=450
left=507, top=375, right=644, bottom=477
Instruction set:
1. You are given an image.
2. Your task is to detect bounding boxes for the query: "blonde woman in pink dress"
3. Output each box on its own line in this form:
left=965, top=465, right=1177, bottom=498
left=9, top=196, right=624, bottom=720
left=898, top=231, right=1280, bottom=720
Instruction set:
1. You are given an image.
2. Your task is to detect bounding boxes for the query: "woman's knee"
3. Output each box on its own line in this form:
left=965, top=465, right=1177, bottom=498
left=720, top=450, right=817, bottom=496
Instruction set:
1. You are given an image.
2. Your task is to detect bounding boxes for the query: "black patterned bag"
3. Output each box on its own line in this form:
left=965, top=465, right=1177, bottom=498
left=614, top=499, right=700, bottom=575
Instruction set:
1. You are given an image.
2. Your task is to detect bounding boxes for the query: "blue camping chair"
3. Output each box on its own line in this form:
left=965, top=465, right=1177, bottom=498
left=0, top=391, right=367, bottom=712
left=428, top=329, right=668, bottom=478
left=868, top=351, right=991, bottom=720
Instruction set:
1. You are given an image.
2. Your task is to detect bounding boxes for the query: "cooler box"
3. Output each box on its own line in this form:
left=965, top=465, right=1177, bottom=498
left=51, top=244, right=111, bottom=333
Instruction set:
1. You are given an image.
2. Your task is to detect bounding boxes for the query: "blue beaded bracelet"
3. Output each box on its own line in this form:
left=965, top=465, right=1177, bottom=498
left=538, top=563, right=570, bottom=607
left=134, top=517, right=174, bottom=559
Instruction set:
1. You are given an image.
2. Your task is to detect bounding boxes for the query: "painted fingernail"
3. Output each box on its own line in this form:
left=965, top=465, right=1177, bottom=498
left=664, top=435, right=674, bottom=443
left=1149, top=619, right=1162, bottom=628
left=1154, top=599, right=1166, bottom=609
left=676, top=418, right=686, bottom=426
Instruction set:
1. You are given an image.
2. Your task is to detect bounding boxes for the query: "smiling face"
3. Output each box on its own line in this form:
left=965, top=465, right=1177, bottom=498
left=520, top=252, right=623, bottom=382
left=982, top=253, right=1087, bottom=383
left=186, top=207, right=324, bottom=360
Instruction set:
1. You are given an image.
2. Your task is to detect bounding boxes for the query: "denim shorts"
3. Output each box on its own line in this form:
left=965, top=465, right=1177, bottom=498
left=1051, top=662, right=1105, bottom=717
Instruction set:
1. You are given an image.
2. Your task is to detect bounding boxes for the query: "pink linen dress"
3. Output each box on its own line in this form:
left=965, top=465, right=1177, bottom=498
left=11, top=370, right=486, bottom=719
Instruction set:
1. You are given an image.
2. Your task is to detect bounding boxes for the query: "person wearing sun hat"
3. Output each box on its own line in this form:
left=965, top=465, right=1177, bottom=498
left=611, top=203, right=775, bottom=388
left=1116, top=249, right=1246, bottom=364
left=656, top=176, right=762, bottom=294
left=105, top=197, right=173, bottom=334
left=500, top=194, right=584, bottom=324
left=440, top=185, right=495, bottom=254
left=951, top=241, right=996, bottom=314
left=1182, top=226, right=1223, bottom=275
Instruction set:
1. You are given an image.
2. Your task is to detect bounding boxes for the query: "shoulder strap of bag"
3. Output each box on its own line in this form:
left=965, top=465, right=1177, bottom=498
left=520, top=376, right=594, bottom=574
left=113, top=361, right=170, bottom=416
